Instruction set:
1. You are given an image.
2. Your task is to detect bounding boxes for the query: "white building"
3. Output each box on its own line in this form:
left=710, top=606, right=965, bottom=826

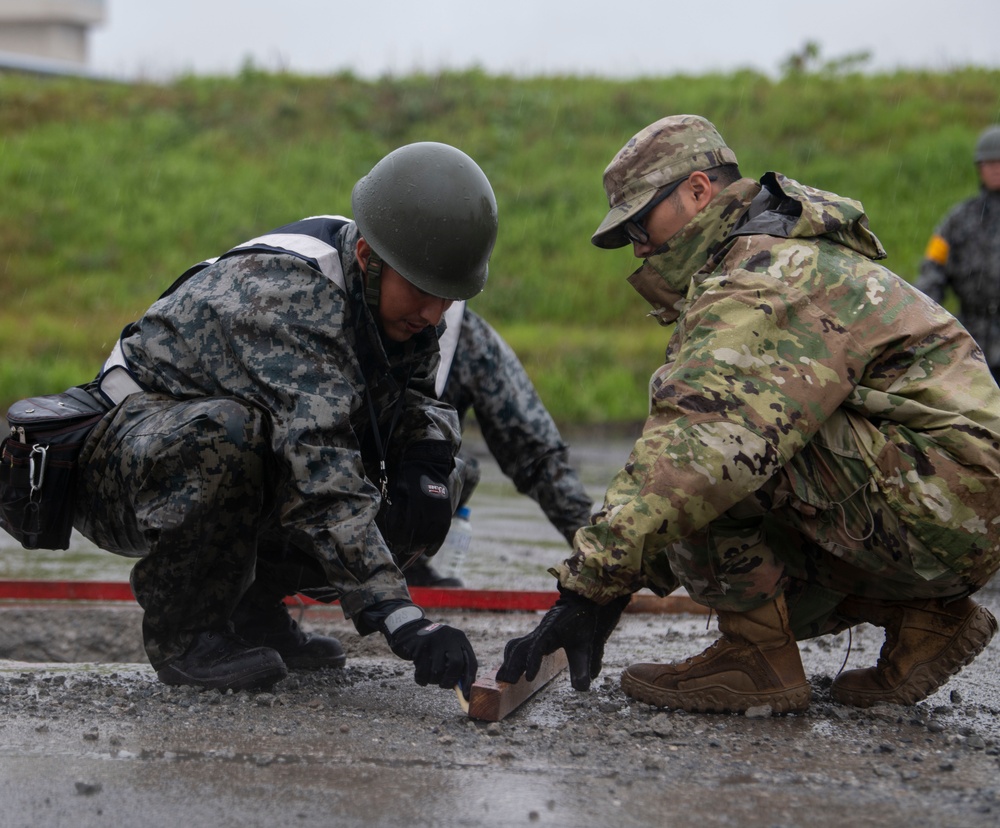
left=0, top=0, right=105, bottom=66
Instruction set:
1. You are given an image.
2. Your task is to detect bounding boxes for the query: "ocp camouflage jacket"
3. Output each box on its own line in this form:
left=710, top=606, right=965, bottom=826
left=558, top=174, right=1000, bottom=604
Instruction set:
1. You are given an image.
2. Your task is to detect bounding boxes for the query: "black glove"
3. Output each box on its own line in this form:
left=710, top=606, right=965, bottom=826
left=496, top=586, right=630, bottom=691
left=379, top=439, right=454, bottom=553
left=378, top=603, right=478, bottom=691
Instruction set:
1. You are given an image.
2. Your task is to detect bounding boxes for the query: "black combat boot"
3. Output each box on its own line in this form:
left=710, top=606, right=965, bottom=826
left=404, top=556, right=463, bottom=588
left=156, top=630, right=288, bottom=691
left=232, top=594, right=347, bottom=671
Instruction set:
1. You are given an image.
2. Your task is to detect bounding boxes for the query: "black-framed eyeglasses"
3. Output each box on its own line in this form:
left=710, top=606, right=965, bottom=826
left=622, top=173, right=716, bottom=245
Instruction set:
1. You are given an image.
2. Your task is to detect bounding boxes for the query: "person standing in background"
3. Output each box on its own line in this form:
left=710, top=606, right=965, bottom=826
left=917, top=125, right=1000, bottom=382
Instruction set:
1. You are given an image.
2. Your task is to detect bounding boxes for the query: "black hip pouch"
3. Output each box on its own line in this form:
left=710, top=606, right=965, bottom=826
left=0, top=386, right=108, bottom=550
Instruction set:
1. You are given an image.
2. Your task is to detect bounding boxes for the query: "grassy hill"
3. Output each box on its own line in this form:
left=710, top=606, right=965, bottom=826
left=1, top=66, right=998, bottom=425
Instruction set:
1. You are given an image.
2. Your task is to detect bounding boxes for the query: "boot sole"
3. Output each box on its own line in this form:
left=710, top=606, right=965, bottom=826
left=283, top=653, right=348, bottom=671
left=831, top=605, right=998, bottom=707
left=621, top=669, right=812, bottom=714
left=157, top=660, right=288, bottom=692
left=276, top=635, right=348, bottom=671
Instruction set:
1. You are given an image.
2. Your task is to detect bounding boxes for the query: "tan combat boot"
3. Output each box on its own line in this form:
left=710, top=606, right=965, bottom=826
left=830, top=596, right=997, bottom=708
left=620, top=594, right=811, bottom=713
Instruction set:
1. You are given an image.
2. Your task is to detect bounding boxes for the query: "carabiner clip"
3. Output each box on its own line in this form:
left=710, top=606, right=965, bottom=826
left=28, top=444, right=47, bottom=498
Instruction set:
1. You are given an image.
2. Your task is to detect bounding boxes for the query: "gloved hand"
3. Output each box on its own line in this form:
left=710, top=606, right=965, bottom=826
left=497, top=586, right=630, bottom=691
left=378, top=603, right=478, bottom=691
left=379, top=439, right=454, bottom=553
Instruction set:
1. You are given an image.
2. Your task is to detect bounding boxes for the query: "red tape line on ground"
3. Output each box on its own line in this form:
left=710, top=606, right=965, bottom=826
left=0, top=580, right=558, bottom=611
left=0, top=580, right=137, bottom=602
left=0, top=581, right=706, bottom=614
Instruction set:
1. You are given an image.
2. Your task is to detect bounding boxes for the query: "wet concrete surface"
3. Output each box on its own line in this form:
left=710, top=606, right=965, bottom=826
left=2, top=430, right=1000, bottom=827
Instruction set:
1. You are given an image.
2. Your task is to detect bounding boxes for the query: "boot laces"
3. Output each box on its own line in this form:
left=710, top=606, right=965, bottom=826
left=834, top=627, right=853, bottom=680
left=832, top=616, right=897, bottom=680
left=678, top=634, right=733, bottom=668
left=873, top=622, right=899, bottom=673
left=287, top=594, right=307, bottom=629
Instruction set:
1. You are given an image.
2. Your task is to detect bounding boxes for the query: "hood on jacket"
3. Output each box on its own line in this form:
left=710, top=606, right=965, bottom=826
left=627, top=173, right=887, bottom=326
left=731, top=172, right=886, bottom=261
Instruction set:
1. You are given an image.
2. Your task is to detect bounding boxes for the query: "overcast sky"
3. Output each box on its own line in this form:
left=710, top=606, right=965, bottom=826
left=88, top=0, right=1000, bottom=81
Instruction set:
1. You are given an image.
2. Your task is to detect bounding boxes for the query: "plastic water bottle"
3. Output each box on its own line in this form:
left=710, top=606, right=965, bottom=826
left=436, top=506, right=472, bottom=583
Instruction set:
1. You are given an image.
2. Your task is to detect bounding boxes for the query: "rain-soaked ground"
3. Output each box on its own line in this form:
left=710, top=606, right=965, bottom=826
left=2, top=428, right=1000, bottom=828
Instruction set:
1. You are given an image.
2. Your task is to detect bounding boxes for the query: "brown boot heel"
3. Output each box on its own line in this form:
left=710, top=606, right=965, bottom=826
left=831, top=598, right=997, bottom=708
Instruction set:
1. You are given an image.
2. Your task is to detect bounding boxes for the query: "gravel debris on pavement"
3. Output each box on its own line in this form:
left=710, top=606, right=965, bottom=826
left=3, top=430, right=1000, bottom=827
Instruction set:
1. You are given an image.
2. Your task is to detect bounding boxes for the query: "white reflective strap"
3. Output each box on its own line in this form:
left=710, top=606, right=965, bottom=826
left=228, top=233, right=347, bottom=291
left=98, top=365, right=144, bottom=406
left=98, top=340, right=145, bottom=406
left=435, top=301, right=465, bottom=398
left=383, top=605, right=425, bottom=636
left=101, top=337, right=127, bottom=375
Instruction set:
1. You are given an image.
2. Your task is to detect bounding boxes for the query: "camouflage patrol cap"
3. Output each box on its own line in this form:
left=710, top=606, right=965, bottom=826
left=591, top=115, right=738, bottom=249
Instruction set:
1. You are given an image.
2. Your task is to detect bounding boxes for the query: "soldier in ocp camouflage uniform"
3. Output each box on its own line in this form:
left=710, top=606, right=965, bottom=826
left=916, top=125, right=1000, bottom=381
left=407, top=302, right=594, bottom=587
left=73, top=142, right=497, bottom=695
left=498, top=115, right=1000, bottom=715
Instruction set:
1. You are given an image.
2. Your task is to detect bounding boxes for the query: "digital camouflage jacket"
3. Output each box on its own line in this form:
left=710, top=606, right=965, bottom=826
left=110, top=217, right=459, bottom=614
left=916, top=188, right=1000, bottom=374
left=558, top=174, right=1000, bottom=604
left=440, top=306, right=593, bottom=543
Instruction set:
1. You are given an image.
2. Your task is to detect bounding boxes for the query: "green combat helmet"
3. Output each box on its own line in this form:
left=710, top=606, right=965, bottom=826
left=352, top=142, right=498, bottom=301
left=974, top=125, right=1000, bottom=164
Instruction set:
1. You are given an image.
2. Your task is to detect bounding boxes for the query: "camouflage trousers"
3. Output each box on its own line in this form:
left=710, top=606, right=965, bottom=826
left=73, top=395, right=276, bottom=666
left=454, top=450, right=482, bottom=510
left=668, top=410, right=999, bottom=640
left=74, top=395, right=352, bottom=668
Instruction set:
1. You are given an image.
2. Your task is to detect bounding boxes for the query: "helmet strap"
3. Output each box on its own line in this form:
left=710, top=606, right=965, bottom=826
left=364, top=248, right=384, bottom=309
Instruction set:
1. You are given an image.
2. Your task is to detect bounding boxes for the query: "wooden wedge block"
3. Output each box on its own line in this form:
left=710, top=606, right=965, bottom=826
left=466, top=649, right=568, bottom=722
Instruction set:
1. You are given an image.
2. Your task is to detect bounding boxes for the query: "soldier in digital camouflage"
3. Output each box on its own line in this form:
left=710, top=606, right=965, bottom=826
left=917, top=125, right=1000, bottom=381
left=498, top=115, right=1000, bottom=715
left=444, top=305, right=592, bottom=546
left=404, top=302, right=593, bottom=587
left=73, top=142, right=496, bottom=695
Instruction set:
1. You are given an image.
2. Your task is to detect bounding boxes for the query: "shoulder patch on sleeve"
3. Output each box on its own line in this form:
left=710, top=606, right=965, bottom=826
left=924, top=234, right=950, bottom=265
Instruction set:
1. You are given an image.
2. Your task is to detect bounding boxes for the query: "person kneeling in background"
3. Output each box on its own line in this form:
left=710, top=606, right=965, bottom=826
left=404, top=301, right=594, bottom=588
